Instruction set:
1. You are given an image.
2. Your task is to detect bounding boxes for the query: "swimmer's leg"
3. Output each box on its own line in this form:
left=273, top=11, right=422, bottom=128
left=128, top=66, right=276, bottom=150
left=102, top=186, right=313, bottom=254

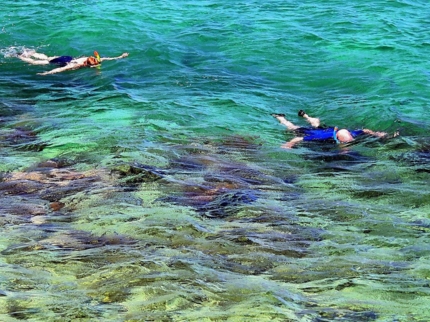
left=298, top=110, right=320, bottom=128
left=17, top=55, right=50, bottom=65
left=21, top=50, right=58, bottom=60
left=30, top=53, right=51, bottom=60
left=271, top=113, right=300, bottom=131
left=29, top=52, right=59, bottom=60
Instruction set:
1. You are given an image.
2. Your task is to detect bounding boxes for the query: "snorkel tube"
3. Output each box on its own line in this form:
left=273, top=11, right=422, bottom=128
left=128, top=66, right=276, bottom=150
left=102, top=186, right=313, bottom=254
left=94, top=51, right=101, bottom=64
left=333, top=126, right=340, bottom=143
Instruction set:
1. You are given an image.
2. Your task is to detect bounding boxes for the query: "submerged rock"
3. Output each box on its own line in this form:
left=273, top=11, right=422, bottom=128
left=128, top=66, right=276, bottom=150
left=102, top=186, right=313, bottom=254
left=1, top=230, right=137, bottom=254
left=218, top=165, right=284, bottom=186
left=38, top=230, right=137, bottom=250
left=198, top=190, right=258, bottom=218
left=36, top=158, right=74, bottom=169
left=311, top=308, right=378, bottom=322
left=169, top=155, right=220, bottom=171
left=160, top=185, right=258, bottom=218
left=398, top=148, right=430, bottom=173
left=4, top=127, right=50, bottom=152
left=0, top=196, right=47, bottom=216
left=111, top=163, right=163, bottom=186
left=1, top=167, right=102, bottom=202
left=0, top=179, right=45, bottom=195
left=50, top=201, right=65, bottom=211
left=216, top=135, right=262, bottom=153
left=158, top=152, right=296, bottom=218
left=39, top=177, right=97, bottom=202
left=388, top=139, right=430, bottom=172
left=304, top=149, right=371, bottom=163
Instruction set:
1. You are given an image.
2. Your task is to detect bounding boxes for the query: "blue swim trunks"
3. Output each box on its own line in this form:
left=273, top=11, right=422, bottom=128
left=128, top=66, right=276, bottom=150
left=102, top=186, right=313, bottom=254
left=296, top=127, right=364, bottom=142
left=49, top=56, right=73, bottom=67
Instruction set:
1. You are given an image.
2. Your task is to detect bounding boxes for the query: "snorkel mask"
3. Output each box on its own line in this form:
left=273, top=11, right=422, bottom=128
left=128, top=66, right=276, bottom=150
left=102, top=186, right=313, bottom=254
left=333, top=126, right=340, bottom=143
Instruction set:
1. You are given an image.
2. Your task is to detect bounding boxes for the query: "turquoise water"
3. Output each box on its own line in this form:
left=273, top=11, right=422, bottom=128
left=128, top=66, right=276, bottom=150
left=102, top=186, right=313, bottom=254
left=1, top=1, right=429, bottom=321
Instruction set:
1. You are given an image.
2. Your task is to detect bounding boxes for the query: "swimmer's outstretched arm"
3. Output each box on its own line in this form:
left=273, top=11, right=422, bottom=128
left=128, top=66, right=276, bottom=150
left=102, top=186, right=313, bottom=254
left=362, top=129, right=399, bottom=138
left=37, top=64, right=82, bottom=76
left=100, top=53, right=129, bottom=61
left=281, top=137, right=303, bottom=149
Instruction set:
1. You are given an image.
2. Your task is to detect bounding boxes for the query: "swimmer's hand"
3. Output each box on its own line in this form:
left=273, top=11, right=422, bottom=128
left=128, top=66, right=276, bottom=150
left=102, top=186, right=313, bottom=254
left=37, top=71, right=49, bottom=76
left=99, top=53, right=129, bottom=62
left=281, top=137, right=303, bottom=149
left=281, top=143, right=294, bottom=149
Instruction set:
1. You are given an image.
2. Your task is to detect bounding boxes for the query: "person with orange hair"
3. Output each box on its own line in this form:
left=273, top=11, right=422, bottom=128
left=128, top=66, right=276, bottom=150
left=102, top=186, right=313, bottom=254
left=17, top=50, right=129, bottom=75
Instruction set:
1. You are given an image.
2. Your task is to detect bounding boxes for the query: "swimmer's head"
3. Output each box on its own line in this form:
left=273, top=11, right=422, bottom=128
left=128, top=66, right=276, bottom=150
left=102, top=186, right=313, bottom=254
left=336, top=129, right=354, bottom=143
left=84, top=56, right=99, bottom=66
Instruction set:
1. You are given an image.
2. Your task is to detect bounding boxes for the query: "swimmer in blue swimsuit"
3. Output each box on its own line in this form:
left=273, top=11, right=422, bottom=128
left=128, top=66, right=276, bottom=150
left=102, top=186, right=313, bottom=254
left=48, top=56, right=74, bottom=67
left=272, top=110, right=398, bottom=149
left=17, top=50, right=129, bottom=75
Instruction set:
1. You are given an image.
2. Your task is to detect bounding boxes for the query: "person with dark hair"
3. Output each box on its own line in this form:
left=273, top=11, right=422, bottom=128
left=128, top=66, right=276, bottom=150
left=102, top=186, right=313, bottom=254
left=17, top=50, right=128, bottom=75
left=272, top=110, right=398, bottom=149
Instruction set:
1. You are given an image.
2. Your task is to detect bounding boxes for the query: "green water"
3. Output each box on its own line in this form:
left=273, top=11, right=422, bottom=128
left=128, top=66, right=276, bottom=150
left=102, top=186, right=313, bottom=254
left=1, top=1, right=429, bottom=321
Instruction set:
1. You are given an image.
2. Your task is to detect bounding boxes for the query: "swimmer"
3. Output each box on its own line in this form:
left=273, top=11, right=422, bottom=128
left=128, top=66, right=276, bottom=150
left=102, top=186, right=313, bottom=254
left=272, top=110, right=399, bottom=149
left=17, top=50, right=129, bottom=75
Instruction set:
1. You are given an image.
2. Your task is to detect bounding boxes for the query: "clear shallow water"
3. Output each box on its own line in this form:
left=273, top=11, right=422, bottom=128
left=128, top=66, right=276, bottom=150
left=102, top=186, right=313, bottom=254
left=1, top=1, right=429, bottom=321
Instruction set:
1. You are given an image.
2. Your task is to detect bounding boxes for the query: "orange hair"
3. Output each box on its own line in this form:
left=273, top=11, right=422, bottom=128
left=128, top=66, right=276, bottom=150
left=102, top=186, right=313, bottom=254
left=85, top=56, right=99, bottom=66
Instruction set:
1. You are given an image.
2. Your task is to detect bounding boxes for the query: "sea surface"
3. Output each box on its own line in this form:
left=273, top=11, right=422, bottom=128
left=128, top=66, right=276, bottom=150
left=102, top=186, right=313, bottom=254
left=1, top=1, right=429, bottom=321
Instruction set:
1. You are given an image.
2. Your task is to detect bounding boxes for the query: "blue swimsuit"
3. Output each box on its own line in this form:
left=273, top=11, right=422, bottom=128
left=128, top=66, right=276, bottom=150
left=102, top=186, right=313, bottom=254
left=296, top=127, right=364, bottom=142
left=49, top=56, right=73, bottom=67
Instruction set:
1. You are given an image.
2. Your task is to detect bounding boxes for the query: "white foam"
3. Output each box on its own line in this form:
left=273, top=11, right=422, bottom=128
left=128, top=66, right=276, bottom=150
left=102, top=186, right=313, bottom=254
left=0, top=46, right=35, bottom=58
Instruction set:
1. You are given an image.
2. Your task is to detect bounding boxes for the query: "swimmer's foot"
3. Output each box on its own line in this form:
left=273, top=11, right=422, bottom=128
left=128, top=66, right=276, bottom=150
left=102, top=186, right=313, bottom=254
left=298, top=110, right=306, bottom=117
